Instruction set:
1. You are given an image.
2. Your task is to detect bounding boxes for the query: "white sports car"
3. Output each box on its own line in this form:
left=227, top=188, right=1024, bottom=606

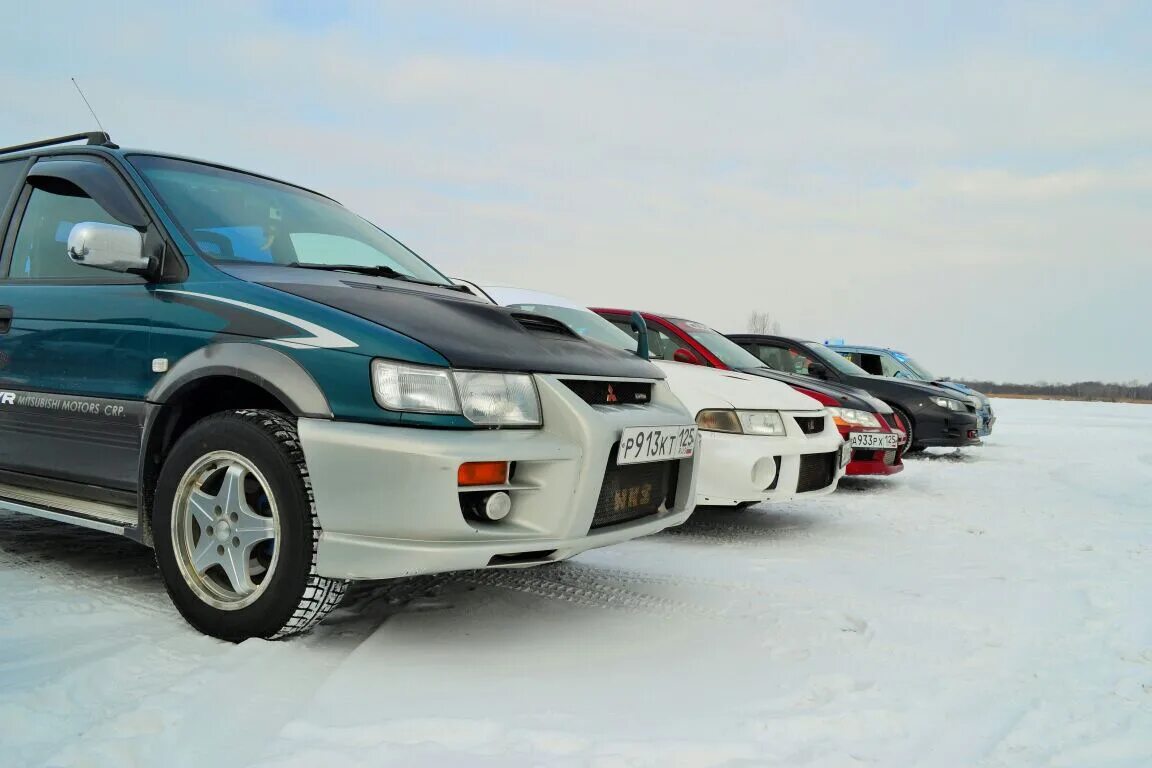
left=477, top=286, right=849, bottom=506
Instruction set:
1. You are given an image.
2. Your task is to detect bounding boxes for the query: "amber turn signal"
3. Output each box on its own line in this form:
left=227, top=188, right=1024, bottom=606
left=457, top=461, right=509, bottom=486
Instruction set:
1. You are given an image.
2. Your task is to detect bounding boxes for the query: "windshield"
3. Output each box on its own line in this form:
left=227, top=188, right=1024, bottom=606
left=668, top=318, right=766, bottom=368
left=803, top=342, right=872, bottom=376
left=508, top=302, right=636, bottom=352
left=893, top=352, right=936, bottom=380
left=129, top=155, right=452, bottom=285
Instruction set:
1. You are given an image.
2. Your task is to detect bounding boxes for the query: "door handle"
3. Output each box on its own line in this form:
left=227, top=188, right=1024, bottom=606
left=0, top=306, right=11, bottom=334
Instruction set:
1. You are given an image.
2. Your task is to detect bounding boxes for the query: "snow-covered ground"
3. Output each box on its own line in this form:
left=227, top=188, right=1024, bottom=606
left=2, top=398, right=1151, bottom=768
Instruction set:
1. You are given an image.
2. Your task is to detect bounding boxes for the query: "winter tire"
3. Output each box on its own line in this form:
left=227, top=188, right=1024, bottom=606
left=152, top=409, right=347, bottom=641
left=893, top=405, right=923, bottom=454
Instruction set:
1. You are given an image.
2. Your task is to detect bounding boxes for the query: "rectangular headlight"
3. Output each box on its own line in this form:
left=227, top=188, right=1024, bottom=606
left=736, top=410, right=786, bottom=436
left=697, top=409, right=742, bottom=433
left=453, top=371, right=541, bottom=426
left=371, top=360, right=459, bottom=414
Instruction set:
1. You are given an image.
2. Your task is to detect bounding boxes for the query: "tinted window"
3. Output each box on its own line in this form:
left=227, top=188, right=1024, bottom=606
left=10, top=183, right=121, bottom=279
left=605, top=318, right=690, bottom=361
left=753, top=342, right=823, bottom=375
left=879, top=354, right=907, bottom=378
left=748, top=343, right=792, bottom=371
left=802, top=341, right=871, bottom=376
left=858, top=353, right=885, bottom=376
left=0, top=160, right=24, bottom=213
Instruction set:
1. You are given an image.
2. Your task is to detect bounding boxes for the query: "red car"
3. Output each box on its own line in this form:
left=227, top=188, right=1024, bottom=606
left=593, top=309, right=906, bottom=476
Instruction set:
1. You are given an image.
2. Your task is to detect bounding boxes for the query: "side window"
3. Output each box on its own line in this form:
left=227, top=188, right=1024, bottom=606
left=858, top=353, right=885, bottom=376
left=650, top=327, right=692, bottom=360
left=10, top=183, right=121, bottom=279
left=603, top=318, right=688, bottom=361
left=750, top=343, right=791, bottom=371
left=757, top=344, right=821, bottom=375
left=606, top=318, right=638, bottom=341
left=879, top=355, right=905, bottom=378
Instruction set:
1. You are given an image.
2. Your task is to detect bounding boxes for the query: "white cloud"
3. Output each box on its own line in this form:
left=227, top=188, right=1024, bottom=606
left=2, top=1, right=1150, bottom=381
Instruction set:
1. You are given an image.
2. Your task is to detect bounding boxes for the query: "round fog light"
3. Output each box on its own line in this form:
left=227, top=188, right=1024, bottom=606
left=751, top=457, right=778, bottom=490
left=483, top=491, right=512, bottom=521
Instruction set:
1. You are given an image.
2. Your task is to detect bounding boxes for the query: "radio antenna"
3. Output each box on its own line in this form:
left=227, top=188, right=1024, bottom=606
left=71, top=77, right=107, bottom=135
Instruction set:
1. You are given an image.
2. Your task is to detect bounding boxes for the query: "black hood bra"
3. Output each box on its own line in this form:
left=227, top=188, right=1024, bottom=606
left=226, top=265, right=663, bottom=378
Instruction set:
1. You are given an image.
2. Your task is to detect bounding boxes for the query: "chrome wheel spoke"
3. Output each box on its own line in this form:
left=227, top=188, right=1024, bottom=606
left=187, top=489, right=218, bottom=530
left=173, top=451, right=280, bottom=609
left=219, top=464, right=248, bottom=518
left=233, top=513, right=275, bottom=551
left=220, top=543, right=256, bottom=595
left=190, top=532, right=222, bottom=575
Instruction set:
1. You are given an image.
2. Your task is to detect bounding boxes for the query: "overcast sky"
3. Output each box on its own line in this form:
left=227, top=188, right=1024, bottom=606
left=5, top=1, right=1150, bottom=382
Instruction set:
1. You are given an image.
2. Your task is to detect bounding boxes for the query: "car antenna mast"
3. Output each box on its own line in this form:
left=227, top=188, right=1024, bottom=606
left=71, top=77, right=108, bottom=136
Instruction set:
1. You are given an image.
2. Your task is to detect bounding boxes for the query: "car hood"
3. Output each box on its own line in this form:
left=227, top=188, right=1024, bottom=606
left=225, top=265, right=663, bottom=378
left=654, top=361, right=822, bottom=412
left=734, top=366, right=891, bottom=414
left=877, top=376, right=967, bottom=399
left=934, top=380, right=989, bottom=404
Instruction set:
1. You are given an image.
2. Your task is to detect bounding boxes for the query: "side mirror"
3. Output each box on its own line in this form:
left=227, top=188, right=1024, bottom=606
left=807, top=362, right=829, bottom=380
left=673, top=348, right=701, bottom=365
left=67, top=222, right=150, bottom=274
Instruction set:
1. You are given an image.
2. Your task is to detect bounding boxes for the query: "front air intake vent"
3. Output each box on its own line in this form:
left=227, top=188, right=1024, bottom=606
left=511, top=312, right=580, bottom=338
left=794, top=416, right=825, bottom=434
left=561, top=380, right=653, bottom=406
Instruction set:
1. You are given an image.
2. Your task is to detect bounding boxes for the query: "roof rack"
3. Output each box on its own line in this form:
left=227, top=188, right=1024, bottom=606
left=0, top=131, right=116, bottom=157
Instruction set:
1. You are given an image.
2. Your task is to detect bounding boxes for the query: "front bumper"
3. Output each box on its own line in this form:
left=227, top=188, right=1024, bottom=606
left=845, top=447, right=905, bottom=476
left=299, top=375, right=698, bottom=580
left=914, top=408, right=982, bottom=448
left=841, top=414, right=906, bottom=476
left=977, top=405, right=995, bottom=437
left=695, top=411, right=845, bottom=505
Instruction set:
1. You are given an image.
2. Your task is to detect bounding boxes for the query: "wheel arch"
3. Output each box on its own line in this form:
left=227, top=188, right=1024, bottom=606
left=138, top=343, right=332, bottom=544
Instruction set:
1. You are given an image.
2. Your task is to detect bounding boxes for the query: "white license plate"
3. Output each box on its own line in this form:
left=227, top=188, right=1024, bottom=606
left=617, top=425, right=697, bottom=465
left=848, top=431, right=899, bottom=449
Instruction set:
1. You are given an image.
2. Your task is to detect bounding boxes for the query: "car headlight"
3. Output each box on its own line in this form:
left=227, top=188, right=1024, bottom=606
left=371, top=360, right=542, bottom=426
left=930, top=396, right=968, bottom=412
left=453, top=370, right=541, bottom=426
left=696, top=409, right=786, bottom=436
left=827, top=407, right=881, bottom=429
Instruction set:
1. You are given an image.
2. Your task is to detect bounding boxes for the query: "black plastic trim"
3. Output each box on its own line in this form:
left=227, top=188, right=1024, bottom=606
left=0, top=468, right=137, bottom=508
left=146, top=342, right=333, bottom=418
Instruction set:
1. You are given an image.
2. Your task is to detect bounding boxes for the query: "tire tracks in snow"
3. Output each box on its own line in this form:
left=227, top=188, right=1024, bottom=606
left=38, top=576, right=453, bottom=768
left=460, top=565, right=774, bottom=623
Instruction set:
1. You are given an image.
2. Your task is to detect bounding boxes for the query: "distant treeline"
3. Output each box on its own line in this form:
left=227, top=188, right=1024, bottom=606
left=959, top=380, right=1152, bottom=403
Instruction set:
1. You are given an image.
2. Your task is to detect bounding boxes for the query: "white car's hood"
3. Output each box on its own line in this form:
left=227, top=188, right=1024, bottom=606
left=654, top=361, right=823, bottom=414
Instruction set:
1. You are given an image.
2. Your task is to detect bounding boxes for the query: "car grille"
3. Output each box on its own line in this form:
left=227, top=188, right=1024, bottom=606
left=562, top=379, right=652, bottom=406
left=796, top=452, right=838, bottom=493
left=850, top=448, right=901, bottom=465
left=591, top=452, right=677, bottom=529
left=794, top=415, right=825, bottom=434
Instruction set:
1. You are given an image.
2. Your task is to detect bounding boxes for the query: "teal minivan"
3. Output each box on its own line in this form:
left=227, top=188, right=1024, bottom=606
left=0, top=133, right=698, bottom=640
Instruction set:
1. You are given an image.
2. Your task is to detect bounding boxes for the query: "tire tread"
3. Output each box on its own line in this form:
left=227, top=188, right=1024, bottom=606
left=229, top=409, right=348, bottom=639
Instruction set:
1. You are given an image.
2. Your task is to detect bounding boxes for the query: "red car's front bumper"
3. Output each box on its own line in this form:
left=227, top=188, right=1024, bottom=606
left=840, top=413, right=906, bottom=476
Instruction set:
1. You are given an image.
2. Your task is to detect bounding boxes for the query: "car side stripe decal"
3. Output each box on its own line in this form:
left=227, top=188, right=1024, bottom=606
left=155, top=290, right=358, bottom=350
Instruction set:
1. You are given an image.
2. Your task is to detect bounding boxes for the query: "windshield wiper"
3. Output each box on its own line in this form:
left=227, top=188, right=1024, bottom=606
left=287, top=263, right=467, bottom=291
